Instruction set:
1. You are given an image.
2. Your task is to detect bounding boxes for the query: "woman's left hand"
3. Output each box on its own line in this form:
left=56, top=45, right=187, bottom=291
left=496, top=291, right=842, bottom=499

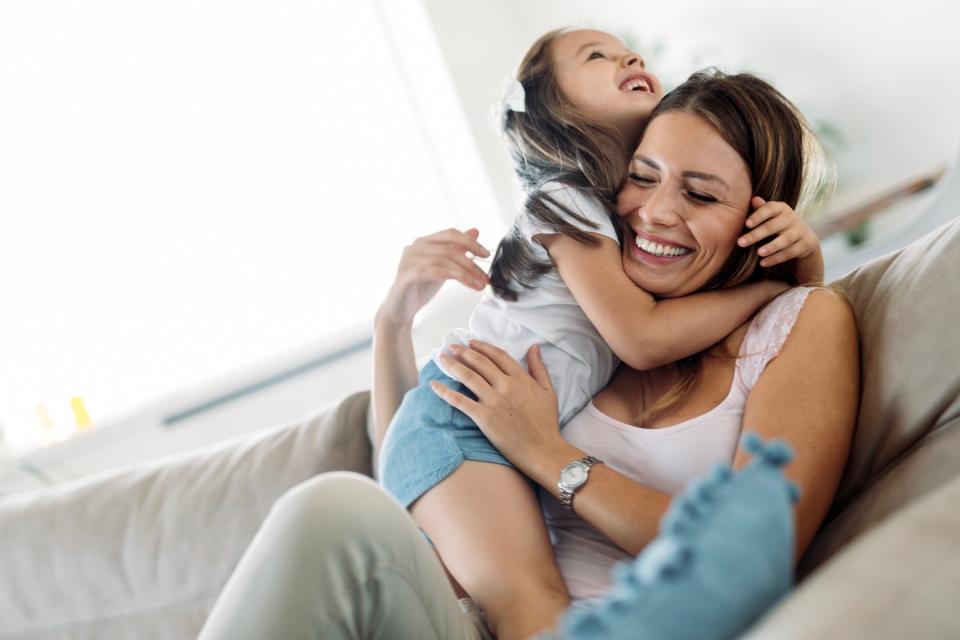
left=431, top=341, right=565, bottom=467
left=737, top=196, right=820, bottom=268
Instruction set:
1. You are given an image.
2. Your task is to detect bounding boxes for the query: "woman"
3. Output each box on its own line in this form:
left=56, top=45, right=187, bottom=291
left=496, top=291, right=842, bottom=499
left=198, top=72, right=859, bottom=640
left=376, top=29, right=823, bottom=639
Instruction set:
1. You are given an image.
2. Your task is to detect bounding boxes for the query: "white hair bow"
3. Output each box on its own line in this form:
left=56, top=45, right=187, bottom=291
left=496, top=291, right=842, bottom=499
left=501, top=78, right=526, bottom=114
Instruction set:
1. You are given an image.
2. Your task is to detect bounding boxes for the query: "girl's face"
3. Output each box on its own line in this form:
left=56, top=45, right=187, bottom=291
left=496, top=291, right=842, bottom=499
left=616, top=111, right=753, bottom=298
left=551, top=29, right=663, bottom=145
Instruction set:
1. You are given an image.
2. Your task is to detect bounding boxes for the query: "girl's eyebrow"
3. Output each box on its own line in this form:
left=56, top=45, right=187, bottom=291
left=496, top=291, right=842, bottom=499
left=633, top=154, right=729, bottom=188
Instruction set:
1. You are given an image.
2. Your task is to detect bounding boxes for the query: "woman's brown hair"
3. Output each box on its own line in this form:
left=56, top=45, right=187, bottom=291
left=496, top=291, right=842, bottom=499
left=636, top=69, right=833, bottom=425
left=489, top=28, right=628, bottom=301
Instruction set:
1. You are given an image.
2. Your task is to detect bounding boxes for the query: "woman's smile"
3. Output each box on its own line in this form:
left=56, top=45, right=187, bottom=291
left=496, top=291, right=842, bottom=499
left=625, top=227, right=695, bottom=265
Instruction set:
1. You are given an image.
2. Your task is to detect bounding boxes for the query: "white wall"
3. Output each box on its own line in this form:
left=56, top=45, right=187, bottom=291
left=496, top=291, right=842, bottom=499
left=6, top=0, right=957, bottom=494
left=0, top=0, right=493, bottom=494
left=421, top=0, right=960, bottom=217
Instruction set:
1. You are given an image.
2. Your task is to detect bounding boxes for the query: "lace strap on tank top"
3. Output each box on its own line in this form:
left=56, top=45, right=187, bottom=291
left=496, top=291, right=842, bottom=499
left=740, top=287, right=819, bottom=389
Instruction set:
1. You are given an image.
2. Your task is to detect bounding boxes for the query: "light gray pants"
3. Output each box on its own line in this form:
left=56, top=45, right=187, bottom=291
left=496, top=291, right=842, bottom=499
left=198, top=472, right=492, bottom=640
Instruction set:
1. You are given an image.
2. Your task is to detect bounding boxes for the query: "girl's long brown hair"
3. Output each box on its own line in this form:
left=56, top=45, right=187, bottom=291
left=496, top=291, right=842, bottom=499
left=490, top=29, right=628, bottom=301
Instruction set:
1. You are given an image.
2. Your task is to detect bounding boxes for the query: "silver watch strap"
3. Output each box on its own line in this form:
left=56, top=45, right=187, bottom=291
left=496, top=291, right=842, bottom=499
left=559, top=455, right=603, bottom=511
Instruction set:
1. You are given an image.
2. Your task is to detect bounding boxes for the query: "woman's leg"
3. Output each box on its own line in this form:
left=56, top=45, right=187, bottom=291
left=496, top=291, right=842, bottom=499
left=198, top=472, right=490, bottom=640
left=411, top=461, right=571, bottom=640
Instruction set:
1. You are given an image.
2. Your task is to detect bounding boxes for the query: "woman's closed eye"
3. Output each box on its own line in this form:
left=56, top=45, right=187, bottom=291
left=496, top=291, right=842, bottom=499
left=687, top=190, right=718, bottom=203
left=629, top=173, right=718, bottom=203
left=629, top=172, right=656, bottom=185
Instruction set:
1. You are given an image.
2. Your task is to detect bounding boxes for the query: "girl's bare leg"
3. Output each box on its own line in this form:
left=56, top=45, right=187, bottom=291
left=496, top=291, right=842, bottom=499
left=411, top=461, right=570, bottom=640
left=435, top=549, right=470, bottom=599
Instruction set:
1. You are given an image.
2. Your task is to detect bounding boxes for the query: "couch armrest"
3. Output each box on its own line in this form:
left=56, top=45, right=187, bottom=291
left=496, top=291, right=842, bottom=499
left=0, top=390, right=372, bottom=639
left=741, top=470, right=960, bottom=639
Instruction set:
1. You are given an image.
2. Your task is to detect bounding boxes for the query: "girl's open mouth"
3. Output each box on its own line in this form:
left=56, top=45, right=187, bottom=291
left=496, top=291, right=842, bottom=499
left=619, top=74, right=653, bottom=93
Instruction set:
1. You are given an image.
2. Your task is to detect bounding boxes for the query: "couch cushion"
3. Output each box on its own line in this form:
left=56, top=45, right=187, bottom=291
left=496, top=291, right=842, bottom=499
left=743, top=468, right=960, bottom=639
left=828, top=218, right=960, bottom=505
left=799, top=416, right=960, bottom=577
left=0, top=390, right=372, bottom=639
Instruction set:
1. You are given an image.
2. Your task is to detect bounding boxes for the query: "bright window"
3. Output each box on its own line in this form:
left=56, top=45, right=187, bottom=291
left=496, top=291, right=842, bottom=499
left=0, top=0, right=483, bottom=451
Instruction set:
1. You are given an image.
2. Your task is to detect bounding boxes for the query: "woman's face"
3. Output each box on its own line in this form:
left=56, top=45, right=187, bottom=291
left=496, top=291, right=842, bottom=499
left=616, top=111, right=753, bottom=298
left=551, top=29, right=662, bottom=144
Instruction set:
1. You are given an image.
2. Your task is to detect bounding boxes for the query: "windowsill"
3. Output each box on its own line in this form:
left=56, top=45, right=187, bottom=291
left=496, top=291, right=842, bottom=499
left=0, top=282, right=482, bottom=498
left=0, top=322, right=374, bottom=496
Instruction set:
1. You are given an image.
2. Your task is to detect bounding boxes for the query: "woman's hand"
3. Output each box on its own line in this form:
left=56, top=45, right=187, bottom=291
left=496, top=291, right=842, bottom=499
left=430, top=341, right=566, bottom=466
left=372, top=228, right=490, bottom=452
left=737, top=196, right=820, bottom=268
left=378, top=228, right=490, bottom=327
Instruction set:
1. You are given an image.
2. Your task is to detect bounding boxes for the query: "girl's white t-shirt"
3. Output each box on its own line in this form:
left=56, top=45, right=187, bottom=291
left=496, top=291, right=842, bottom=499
left=431, top=182, right=621, bottom=425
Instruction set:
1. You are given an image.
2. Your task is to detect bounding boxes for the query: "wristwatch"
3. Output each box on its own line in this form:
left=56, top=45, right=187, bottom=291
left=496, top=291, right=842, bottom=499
left=558, top=455, right=603, bottom=512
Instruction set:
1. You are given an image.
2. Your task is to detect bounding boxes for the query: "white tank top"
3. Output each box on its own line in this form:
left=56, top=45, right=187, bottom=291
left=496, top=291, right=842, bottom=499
left=542, top=287, right=817, bottom=599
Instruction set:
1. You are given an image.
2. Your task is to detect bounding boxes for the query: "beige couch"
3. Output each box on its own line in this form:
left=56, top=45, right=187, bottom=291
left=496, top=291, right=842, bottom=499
left=1, top=216, right=959, bottom=639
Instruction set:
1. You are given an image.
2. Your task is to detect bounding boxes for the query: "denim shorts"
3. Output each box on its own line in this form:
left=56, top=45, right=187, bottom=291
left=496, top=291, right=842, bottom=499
left=378, top=360, right=513, bottom=508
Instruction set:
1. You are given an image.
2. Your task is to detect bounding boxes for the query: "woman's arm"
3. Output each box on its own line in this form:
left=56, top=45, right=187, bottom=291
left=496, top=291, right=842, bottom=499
left=433, top=289, right=859, bottom=561
left=523, top=436, right=674, bottom=556
left=371, top=228, right=490, bottom=455
left=371, top=312, right=418, bottom=455
left=732, top=288, right=859, bottom=561
left=432, top=341, right=673, bottom=555
left=542, top=232, right=787, bottom=370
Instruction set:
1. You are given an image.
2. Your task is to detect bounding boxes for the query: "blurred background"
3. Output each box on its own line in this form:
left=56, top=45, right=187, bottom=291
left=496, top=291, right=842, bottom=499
left=1, top=0, right=958, bottom=492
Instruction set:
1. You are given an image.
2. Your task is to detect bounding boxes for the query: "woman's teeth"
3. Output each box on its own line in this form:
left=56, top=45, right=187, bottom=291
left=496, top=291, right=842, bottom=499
left=635, top=236, right=691, bottom=257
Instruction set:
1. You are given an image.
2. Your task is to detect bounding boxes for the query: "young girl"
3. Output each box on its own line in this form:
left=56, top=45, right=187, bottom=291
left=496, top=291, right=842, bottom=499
left=375, top=28, right=825, bottom=639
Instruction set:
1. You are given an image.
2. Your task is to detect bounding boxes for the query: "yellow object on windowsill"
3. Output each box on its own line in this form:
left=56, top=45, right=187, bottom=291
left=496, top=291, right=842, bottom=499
left=70, top=397, right=93, bottom=432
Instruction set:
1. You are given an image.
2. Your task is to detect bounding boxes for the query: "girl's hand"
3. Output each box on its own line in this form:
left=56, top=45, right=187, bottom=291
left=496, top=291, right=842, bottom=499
left=737, top=196, right=820, bottom=268
left=378, top=228, right=490, bottom=327
left=431, top=341, right=565, bottom=466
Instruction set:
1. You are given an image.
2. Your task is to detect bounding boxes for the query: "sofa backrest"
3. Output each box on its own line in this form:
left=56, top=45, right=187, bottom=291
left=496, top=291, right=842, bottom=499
left=0, top=390, right=372, bottom=639
left=801, top=217, right=960, bottom=575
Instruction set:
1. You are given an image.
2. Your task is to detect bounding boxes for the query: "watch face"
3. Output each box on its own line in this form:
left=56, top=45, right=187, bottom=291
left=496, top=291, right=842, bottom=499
left=561, top=464, right=587, bottom=487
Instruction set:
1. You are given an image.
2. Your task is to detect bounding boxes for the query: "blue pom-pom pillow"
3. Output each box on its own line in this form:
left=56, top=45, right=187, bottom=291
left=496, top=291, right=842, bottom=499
left=549, top=433, right=800, bottom=640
